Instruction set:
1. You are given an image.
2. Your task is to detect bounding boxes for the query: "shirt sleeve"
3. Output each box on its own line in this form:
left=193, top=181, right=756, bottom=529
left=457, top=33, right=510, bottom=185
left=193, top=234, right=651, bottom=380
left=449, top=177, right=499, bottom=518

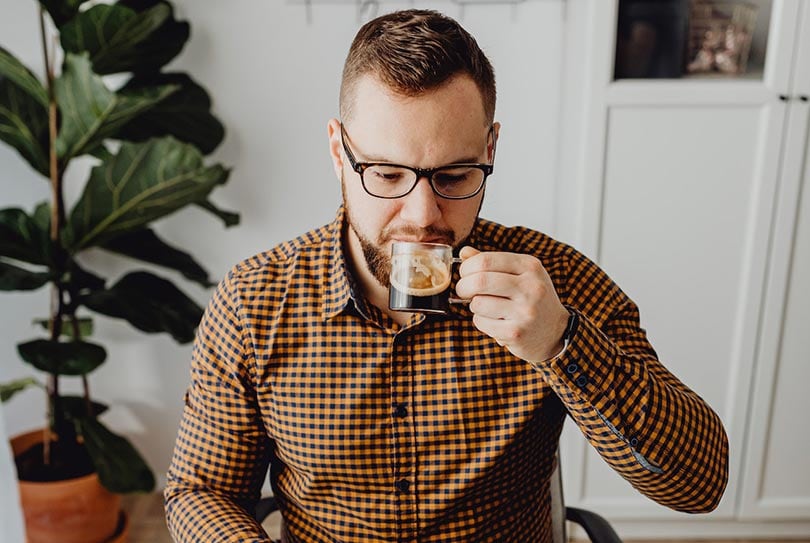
left=164, top=270, right=274, bottom=542
left=536, top=249, right=729, bottom=513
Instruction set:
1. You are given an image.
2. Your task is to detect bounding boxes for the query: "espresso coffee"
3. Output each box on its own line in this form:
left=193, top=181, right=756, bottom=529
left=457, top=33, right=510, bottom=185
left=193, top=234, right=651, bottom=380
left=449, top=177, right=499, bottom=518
left=389, top=249, right=452, bottom=313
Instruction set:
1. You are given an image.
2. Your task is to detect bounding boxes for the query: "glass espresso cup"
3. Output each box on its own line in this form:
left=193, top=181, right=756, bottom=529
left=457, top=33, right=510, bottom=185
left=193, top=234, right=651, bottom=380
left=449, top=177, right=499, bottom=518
left=389, top=241, right=464, bottom=314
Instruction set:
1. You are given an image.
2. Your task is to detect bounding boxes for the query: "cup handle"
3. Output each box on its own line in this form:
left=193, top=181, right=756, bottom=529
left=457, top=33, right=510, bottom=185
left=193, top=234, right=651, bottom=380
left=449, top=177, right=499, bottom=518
left=449, top=257, right=469, bottom=304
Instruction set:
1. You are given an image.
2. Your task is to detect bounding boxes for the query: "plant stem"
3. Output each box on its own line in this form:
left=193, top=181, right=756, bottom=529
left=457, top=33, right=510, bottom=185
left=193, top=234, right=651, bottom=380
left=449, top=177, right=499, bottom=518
left=70, top=316, right=93, bottom=417
left=40, top=5, right=69, bottom=463
left=39, top=5, right=55, bottom=465
left=40, top=11, right=64, bottom=237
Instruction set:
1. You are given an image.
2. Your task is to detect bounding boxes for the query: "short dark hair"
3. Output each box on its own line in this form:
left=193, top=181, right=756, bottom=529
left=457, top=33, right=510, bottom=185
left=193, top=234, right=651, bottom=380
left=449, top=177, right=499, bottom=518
left=340, top=9, right=496, bottom=123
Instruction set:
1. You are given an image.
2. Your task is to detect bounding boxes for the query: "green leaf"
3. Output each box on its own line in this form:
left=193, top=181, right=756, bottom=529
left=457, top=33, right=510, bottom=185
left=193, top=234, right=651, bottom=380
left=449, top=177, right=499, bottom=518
left=76, top=417, right=155, bottom=493
left=0, top=48, right=49, bottom=175
left=54, top=53, right=177, bottom=161
left=62, top=263, right=106, bottom=293
left=87, top=143, right=114, bottom=162
left=0, top=207, right=51, bottom=265
left=118, top=73, right=225, bottom=154
left=82, top=271, right=203, bottom=343
left=65, top=137, right=229, bottom=250
left=39, top=0, right=92, bottom=27
left=32, top=201, right=51, bottom=232
left=34, top=316, right=94, bottom=340
left=117, top=0, right=190, bottom=73
left=60, top=3, right=173, bottom=75
left=62, top=1, right=189, bottom=76
left=61, top=395, right=108, bottom=420
left=0, top=377, right=43, bottom=403
left=17, top=339, right=107, bottom=376
left=101, top=228, right=213, bottom=287
left=0, top=260, right=50, bottom=290
left=0, top=47, right=48, bottom=108
left=196, top=199, right=240, bottom=228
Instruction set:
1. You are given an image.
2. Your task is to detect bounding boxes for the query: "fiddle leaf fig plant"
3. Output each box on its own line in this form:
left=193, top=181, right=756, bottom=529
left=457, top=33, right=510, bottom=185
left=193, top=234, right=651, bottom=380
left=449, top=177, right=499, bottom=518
left=0, top=0, right=236, bottom=494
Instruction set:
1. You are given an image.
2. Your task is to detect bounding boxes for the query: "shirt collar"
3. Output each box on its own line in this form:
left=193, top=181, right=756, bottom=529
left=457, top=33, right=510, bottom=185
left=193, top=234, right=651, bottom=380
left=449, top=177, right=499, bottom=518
left=321, top=207, right=355, bottom=320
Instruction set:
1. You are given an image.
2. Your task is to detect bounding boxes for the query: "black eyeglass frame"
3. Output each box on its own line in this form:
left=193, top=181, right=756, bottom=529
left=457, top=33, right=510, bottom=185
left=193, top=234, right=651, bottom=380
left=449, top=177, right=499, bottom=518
left=340, top=123, right=495, bottom=200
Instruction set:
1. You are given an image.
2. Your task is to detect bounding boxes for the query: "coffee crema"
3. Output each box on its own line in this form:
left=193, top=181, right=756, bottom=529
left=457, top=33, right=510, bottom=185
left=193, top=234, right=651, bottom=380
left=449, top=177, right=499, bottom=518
left=389, top=252, right=451, bottom=297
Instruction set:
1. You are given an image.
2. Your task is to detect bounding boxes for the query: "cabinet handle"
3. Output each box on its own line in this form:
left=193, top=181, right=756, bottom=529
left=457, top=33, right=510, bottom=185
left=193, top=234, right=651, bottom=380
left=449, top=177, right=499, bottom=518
left=779, top=94, right=790, bottom=101
left=800, top=96, right=809, bottom=102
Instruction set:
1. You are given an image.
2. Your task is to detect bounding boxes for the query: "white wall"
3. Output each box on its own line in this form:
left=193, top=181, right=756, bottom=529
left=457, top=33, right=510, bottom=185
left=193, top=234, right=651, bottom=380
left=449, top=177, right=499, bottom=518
left=0, top=402, right=25, bottom=543
left=0, top=0, right=567, bottom=488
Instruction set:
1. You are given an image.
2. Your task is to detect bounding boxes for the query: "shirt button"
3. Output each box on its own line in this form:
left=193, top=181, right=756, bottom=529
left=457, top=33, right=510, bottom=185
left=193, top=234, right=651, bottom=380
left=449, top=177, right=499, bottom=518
left=575, top=376, right=588, bottom=388
left=566, top=363, right=578, bottom=374
left=395, top=479, right=410, bottom=493
left=394, top=404, right=408, bottom=418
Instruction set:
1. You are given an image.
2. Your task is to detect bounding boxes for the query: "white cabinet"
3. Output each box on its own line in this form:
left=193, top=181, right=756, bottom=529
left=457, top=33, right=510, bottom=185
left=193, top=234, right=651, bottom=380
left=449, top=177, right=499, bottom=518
left=557, top=0, right=810, bottom=538
left=740, top=2, right=810, bottom=521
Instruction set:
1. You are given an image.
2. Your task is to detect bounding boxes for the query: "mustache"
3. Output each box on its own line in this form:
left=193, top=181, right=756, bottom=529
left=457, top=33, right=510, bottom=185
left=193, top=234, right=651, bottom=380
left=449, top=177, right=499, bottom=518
left=380, top=225, right=455, bottom=244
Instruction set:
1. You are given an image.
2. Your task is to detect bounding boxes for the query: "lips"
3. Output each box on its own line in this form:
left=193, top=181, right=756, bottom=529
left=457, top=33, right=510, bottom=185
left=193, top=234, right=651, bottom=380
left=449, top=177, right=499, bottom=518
left=383, top=226, right=455, bottom=246
left=393, top=238, right=448, bottom=244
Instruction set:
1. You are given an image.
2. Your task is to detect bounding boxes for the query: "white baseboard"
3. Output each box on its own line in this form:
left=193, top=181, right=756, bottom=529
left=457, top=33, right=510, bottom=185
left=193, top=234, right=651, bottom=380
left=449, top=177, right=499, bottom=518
left=569, top=519, right=810, bottom=540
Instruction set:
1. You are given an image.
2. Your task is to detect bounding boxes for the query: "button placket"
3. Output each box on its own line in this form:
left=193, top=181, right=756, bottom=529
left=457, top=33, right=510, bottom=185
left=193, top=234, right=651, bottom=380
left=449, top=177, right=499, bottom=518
left=395, top=479, right=411, bottom=493
left=394, top=403, right=408, bottom=418
left=390, top=330, right=417, bottom=535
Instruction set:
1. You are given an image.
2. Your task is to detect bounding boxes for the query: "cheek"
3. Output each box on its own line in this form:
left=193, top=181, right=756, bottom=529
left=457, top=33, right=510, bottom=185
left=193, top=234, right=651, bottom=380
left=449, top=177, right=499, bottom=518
left=374, top=202, right=404, bottom=232
left=345, top=187, right=400, bottom=230
left=442, top=199, right=481, bottom=234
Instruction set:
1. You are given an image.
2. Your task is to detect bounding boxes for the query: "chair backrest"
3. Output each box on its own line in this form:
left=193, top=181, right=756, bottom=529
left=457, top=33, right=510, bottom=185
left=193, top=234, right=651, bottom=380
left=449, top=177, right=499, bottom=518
left=550, top=451, right=568, bottom=543
left=256, top=448, right=621, bottom=543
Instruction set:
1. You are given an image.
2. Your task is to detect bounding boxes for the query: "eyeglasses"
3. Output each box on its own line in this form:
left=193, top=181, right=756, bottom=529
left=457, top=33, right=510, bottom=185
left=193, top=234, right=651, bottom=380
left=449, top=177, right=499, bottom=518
left=340, top=123, right=495, bottom=200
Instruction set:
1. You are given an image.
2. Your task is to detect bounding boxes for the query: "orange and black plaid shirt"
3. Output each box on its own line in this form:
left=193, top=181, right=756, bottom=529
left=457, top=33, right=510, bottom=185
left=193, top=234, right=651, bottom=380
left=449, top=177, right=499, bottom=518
left=165, top=207, right=728, bottom=542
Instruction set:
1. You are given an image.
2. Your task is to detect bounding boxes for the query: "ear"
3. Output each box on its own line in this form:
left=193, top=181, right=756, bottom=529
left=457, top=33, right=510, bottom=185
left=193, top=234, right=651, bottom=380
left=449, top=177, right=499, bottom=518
left=489, top=121, right=501, bottom=162
left=327, top=118, right=344, bottom=181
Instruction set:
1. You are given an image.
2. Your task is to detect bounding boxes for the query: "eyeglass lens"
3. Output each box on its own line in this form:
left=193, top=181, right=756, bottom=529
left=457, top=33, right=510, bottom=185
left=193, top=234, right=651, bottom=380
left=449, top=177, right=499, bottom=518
left=362, top=164, right=485, bottom=198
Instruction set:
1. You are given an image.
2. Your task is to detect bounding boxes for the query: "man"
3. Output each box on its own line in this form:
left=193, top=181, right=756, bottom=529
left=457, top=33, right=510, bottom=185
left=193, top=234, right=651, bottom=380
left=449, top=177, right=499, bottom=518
left=165, top=9, right=728, bottom=542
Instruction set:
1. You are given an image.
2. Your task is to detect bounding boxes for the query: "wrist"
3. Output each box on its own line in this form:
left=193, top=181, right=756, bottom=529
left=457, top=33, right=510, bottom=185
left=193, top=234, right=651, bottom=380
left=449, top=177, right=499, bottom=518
left=529, top=307, right=579, bottom=369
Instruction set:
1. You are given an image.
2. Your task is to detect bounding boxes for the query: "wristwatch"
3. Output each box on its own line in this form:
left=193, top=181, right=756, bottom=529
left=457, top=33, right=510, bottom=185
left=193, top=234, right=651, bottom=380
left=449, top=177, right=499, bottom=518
left=528, top=307, right=579, bottom=370
left=560, top=307, right=579, bottom=349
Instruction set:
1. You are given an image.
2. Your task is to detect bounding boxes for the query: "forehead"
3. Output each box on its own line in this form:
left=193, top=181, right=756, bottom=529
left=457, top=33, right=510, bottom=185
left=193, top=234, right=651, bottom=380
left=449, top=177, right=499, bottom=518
left=345, top=74, right=490, bottom=163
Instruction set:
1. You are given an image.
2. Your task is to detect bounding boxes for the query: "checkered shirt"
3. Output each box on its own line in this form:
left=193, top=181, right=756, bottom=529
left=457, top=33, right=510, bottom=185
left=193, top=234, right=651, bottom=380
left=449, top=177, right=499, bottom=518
left=165, top=207, right=728, bottom=542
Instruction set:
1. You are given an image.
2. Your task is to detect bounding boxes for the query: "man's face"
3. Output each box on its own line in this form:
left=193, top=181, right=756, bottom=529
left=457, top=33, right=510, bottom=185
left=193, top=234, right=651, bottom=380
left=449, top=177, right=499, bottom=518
left=328, top=74, right=497, bottom=288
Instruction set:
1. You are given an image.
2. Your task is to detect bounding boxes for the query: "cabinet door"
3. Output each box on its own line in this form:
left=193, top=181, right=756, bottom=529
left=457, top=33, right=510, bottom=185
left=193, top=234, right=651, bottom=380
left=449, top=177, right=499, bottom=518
left=560, top=0, right=802, bottom=524
left=739, top=1, right=810, bottom=520
left=579, top=98, right=786, bottom=521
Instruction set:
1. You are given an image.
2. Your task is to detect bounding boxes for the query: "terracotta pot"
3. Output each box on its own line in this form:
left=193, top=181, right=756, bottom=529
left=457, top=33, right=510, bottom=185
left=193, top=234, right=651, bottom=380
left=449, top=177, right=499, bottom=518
left=10, top=429, right=123, bottom=543
left=109, top=510, right=130, bottom=543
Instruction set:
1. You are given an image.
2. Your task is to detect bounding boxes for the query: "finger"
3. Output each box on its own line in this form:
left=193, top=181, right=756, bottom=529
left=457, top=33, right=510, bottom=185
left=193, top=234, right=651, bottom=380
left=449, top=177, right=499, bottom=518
left=459, top=250, right=538, bottom=277
left=472, top=314, right=519, bottom=344
left=459, top=246, right=480, bottom=260
left=467, top=293, right=511, bottom=320
left=456, top=270, right=522, bottom=300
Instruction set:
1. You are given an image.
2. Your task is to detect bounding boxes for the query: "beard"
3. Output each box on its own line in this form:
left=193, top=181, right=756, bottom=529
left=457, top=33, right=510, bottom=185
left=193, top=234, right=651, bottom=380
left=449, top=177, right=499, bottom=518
left=341, top=174, right=459, bottom=288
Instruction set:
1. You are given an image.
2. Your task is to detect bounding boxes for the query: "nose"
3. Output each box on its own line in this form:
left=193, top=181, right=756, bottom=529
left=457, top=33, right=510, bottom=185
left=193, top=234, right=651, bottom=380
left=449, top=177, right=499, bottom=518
left=398, top=176, right=442, bottom=228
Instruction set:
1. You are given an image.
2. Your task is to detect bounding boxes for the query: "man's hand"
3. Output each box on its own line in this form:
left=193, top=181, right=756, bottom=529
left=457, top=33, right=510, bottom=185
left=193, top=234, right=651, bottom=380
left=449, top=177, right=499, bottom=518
left=455, top=246, right=570, bottom=363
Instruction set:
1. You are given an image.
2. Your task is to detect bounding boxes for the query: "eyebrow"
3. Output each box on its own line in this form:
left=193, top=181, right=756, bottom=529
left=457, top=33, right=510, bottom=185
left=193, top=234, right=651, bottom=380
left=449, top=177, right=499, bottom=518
left=358, top=150, right=483, bottom=166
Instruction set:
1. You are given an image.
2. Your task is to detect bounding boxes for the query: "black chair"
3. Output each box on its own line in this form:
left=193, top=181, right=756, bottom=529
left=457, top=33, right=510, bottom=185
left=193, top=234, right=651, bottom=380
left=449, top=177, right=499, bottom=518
left=551, top=452, right=623, bottom=543
left=254, top=450, right=622, bottom=543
